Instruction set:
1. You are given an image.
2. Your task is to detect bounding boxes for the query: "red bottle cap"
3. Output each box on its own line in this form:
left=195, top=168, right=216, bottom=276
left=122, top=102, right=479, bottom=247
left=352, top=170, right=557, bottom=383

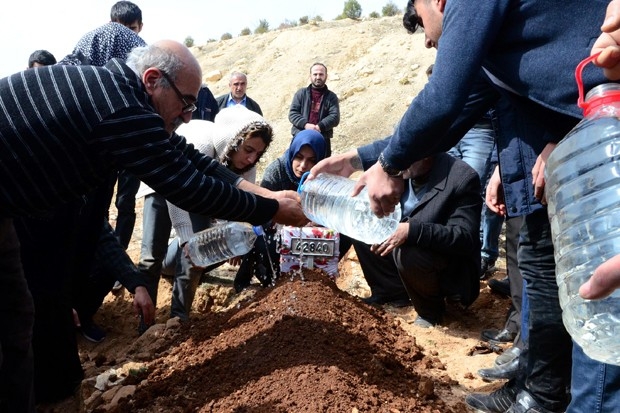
left=576, top=52, right=620, bottom=116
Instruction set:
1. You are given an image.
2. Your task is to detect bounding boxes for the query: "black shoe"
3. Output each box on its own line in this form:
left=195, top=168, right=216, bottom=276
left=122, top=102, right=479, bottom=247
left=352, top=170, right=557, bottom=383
left=495, top=346, right=521, bottom=366
left=478, top=357, right=519, bottom=381
left=465, top=380, right=519, bottom=413
left=480, top=258, right=497, bottom=280
left=506, top=390, right=557, bottom=413
left=481, top=328, right=516, bottom=344
left=80, top=323, right=106, bottom=343
left=488, top=277, right=510, bottom=297
left=361, top=293, right=411, bottom=308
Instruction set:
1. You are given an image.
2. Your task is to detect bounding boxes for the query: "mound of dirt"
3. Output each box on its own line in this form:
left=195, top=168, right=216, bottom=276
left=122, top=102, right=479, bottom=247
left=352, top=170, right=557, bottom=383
left=114, top=270, right=455, bottom=413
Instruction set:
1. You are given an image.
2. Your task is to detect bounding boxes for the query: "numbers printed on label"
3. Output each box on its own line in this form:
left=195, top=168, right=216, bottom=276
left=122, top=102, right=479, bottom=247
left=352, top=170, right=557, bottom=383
left=290, top=238, right=335, bottom=257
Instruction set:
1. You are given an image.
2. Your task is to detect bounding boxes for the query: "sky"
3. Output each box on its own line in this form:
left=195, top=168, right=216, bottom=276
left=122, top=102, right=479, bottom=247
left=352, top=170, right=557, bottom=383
left=0, top=0, right=395, bottom=77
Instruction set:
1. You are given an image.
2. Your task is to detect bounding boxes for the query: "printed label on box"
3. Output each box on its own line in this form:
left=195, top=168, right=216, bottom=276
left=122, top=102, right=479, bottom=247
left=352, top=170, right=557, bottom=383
left=279, top=226, right=340, bottom=278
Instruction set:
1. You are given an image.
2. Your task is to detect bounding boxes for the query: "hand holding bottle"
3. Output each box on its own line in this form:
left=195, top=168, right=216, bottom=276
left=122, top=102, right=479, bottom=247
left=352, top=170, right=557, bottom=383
left=593, top=0, right=620, bottom=80
left=580, top=254, right=620, bottom=300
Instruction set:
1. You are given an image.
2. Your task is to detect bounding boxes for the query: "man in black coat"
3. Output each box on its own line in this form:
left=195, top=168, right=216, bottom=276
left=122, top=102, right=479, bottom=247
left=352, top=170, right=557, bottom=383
left=288, top=62, right=340, bottom=156
left=344, top=151, right=481, bottom=327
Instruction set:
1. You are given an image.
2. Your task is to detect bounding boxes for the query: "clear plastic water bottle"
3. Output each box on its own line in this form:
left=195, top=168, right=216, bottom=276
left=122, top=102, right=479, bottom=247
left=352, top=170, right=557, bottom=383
left=187, top=221, right=262, bottom=266
left=545, top=54, right=620, bottom=365
left=298, top=173, right=401, bottom=245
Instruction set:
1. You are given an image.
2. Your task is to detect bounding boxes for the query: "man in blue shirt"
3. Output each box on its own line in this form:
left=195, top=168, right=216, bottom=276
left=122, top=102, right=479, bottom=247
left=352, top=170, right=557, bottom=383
left=311, top=1, right=613, bottom=412
left=216, top=72, right=263, bottom=116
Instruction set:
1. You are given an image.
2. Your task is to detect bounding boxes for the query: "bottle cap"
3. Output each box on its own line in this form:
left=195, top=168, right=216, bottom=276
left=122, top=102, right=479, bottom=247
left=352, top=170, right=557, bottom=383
left=576, top=52, right=620, bottom=116
left=297, top=171, right=311, bottom=194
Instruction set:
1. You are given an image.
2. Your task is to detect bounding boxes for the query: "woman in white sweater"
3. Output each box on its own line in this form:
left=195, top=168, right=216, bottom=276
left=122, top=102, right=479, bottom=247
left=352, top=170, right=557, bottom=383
left=165, top=106, right=273, bottom=320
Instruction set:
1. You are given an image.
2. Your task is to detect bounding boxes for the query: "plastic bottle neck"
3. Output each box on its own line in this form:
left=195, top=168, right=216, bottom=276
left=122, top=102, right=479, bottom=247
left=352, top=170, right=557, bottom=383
left=582, top=84, right=620, bottom=117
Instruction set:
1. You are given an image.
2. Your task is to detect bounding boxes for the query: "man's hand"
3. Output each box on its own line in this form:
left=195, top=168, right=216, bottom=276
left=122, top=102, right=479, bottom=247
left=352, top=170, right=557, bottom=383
left=370, top=222, right=408, bottom=256
left=579, top=254, right=620, bottom=300
left=485, top=165, right=506, bottom=216
left=532, top=142, right=556, bottom=204
left=356, top=162, right=405, bottom=217
left=308, top=149, right=361, bottom=180
left=133, top=286, right=155, bottom=326
left=272, top=196, right=308, bottom=227
left=593, top=0, right=620, bottom=80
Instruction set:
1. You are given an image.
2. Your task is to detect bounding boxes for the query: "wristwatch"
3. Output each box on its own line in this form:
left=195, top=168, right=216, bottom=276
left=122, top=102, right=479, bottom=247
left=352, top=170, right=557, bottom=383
left=378, top=152, right=404, bottom=177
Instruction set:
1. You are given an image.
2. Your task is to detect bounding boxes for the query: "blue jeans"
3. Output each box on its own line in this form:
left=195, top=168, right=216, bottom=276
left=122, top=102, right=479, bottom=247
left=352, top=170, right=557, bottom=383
left=567, top=343, right=620, bottom=412
left=517, top=208, right=571, bottom=411
left=168, top=212, right=214, bottom=321
left=137, top=193, right=172, bottom=306
left=448, top=124, right=501, bottom=261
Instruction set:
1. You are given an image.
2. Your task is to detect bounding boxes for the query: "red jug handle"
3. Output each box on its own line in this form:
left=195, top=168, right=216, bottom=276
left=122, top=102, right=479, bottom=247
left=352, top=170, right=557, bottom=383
left=576, top=52, right=602, bottom=110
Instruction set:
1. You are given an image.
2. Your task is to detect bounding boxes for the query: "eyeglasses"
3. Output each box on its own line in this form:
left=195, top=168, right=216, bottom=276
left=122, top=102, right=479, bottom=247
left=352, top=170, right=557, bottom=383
left=160, top=71, right=197, bottom=114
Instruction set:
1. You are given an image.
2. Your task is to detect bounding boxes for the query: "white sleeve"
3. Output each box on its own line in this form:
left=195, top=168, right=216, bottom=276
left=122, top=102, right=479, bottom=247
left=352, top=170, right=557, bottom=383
left=167, top=201, right=194, bottom=245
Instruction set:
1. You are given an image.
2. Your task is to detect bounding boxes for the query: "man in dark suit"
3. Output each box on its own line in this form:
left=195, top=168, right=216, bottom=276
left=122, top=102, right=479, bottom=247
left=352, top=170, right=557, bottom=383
left=350, top=152, right=481, bottom=327
left=215, top=72, right=263, bottom=115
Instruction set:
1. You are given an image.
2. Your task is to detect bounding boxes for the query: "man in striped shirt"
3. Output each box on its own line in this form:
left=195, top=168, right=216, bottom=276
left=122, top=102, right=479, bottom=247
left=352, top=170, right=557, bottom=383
left=0, top=39, right=305, bottom=411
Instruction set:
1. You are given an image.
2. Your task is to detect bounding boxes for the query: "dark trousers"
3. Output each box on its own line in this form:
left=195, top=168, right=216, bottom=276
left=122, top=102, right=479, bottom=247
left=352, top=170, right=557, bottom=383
left=352, top=240, right=408, bottom=300
left=138, top=193, right=172, bottom=305
left=0, top=218, right=35, bottom=413
left=113, top=170, right=140, bottom=249
left=517, top=208, right=571, bottom=411
left=353, top=240, right=447, bottom=322
left=15, top=181, right=113, bottom=404
left=504, top=215, right=524, bottom=341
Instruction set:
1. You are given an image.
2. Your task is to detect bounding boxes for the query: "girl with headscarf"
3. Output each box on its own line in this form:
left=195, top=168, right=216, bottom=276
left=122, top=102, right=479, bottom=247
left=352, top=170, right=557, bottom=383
left=234, top=129, right=327, bottom=291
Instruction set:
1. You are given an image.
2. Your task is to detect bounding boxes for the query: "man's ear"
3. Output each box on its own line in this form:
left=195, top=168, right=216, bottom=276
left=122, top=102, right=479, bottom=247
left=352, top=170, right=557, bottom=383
left=143, top=68, right=162, bottom=96
left=438, top=0, right=447, bottom=13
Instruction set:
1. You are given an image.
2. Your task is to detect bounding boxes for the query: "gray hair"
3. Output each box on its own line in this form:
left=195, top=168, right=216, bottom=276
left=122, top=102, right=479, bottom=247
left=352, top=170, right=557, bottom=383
left=230, top=71, right=247, bottom=80
left=126, top=44, right=184, bottom=83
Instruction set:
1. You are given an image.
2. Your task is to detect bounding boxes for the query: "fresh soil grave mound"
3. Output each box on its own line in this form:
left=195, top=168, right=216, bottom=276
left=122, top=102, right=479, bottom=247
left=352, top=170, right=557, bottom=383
left=115, top=269, right=457, bottom=413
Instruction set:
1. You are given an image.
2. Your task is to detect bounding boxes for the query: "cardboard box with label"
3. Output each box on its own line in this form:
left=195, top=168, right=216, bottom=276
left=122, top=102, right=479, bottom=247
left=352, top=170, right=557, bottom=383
left=278, top=226, right=340, bottom=278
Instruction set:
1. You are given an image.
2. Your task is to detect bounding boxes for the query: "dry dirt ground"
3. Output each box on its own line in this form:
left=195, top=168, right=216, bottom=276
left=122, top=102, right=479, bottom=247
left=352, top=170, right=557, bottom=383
left=39, top=196, right=510, bottom=413
left=38, top=15, right=513, bottom=413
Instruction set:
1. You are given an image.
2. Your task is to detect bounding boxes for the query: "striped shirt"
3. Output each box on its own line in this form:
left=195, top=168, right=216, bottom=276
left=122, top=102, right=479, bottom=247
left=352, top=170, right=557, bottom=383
left=0, top=59, right=278, bottom=225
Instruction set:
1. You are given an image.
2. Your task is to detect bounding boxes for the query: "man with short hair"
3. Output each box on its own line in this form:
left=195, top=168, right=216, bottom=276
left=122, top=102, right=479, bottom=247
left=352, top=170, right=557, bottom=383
left=216, top=72, right=263, bottom=115
left=110, top=0, right=143, bottom=33
left=26, top=49, right=56, bottom=68
left=310, top=0, right=611, bottom=412
left=289, top=62, right=340, bottom=156
left=348, top=150, right=482, bottom=327
left=0, top=40, right=305, bottom=411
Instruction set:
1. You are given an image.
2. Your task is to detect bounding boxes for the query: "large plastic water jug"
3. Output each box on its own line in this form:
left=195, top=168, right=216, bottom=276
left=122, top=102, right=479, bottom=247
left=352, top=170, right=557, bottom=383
left=545, top=54, right=620, bottom=365
left=298, top=173, right=401, bottom=245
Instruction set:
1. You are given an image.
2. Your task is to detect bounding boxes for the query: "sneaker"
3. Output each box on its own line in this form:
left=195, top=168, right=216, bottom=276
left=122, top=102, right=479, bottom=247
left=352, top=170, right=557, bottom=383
left=80, top=323, right=106, bottom=343
left=465, top=380, right=518, bottom=413
left=506, top=390, right=556, bottom=413
left=480, top=258, right=497, bottom=280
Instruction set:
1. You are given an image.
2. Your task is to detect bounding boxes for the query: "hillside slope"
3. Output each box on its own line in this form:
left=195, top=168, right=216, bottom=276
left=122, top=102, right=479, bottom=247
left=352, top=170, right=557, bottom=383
left=191, top=16, right=436, bottom=168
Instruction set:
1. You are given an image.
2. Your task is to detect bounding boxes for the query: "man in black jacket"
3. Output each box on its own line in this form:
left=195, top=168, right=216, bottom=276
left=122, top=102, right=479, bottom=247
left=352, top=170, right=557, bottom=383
left=215, top=72, right=262, bottom=115
left=288, top=63, right=340, bottom=156
left=334, top=150, right=481, bottom=327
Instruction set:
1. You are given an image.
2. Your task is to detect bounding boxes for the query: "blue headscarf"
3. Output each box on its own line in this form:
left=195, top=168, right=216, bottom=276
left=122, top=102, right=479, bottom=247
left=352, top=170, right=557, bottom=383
left=284, top=130, right=327, bottom=186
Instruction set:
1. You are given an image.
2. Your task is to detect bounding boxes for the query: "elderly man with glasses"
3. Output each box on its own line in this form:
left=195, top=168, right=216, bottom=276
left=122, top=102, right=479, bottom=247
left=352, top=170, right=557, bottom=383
left=0, top=39, right=306, bottom=411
